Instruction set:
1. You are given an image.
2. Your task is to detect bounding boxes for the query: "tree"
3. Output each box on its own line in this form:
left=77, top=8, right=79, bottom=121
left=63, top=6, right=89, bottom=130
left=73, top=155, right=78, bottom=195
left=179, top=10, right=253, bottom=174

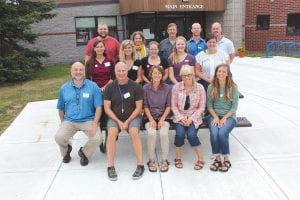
left=0, top=0, right=56, bottom=83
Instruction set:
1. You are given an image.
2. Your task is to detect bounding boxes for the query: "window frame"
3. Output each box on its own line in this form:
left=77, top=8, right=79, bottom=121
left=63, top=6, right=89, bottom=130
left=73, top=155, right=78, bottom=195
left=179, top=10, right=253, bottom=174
left=287, top=13, right=300, bottom=36
left=256, top=15, right=270, bottom=30
left=75, top=16, right=117, bottom=46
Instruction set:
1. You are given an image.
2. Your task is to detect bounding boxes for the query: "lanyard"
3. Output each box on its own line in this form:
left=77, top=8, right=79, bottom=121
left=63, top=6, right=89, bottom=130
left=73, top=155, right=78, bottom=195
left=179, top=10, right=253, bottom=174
left=116, top=81, right=128, bottom=113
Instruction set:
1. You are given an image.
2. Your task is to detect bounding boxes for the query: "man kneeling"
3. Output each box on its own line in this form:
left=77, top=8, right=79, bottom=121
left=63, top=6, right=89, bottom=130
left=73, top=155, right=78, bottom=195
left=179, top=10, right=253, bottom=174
left=104, top=62, right=144, bottom=181
left=55, top=62, right=102, bottom=166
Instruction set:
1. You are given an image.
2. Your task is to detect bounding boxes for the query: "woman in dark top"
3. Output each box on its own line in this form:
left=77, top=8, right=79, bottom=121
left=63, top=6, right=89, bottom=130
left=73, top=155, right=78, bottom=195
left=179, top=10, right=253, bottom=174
left=85, top=39, right=114, bottom=91
left=141, top=41, right=169, bottom=84
left=119, top=40, right=142, bottom=84
left=85, top=39, right=114, bottom=130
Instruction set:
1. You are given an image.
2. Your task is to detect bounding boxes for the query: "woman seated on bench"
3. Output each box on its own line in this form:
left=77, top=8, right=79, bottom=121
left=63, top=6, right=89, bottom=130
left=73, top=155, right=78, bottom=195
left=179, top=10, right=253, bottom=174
left=207, top=64, right=239, bottom=172
left=143, top=65, right=172, bottom=172
left=171, top=65, right=206, bottom=170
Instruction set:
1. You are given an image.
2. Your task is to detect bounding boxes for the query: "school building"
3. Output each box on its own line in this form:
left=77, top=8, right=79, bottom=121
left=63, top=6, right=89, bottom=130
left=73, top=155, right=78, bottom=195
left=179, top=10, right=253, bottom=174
left=245, top=0, right=300, bottom=52
left=31, top=0, right=299, bottom=65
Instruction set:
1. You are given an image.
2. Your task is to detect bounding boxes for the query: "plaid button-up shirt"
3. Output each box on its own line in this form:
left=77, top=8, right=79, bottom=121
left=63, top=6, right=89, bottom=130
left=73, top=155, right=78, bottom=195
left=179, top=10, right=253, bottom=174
left=171, top=82, right=206, bottom=128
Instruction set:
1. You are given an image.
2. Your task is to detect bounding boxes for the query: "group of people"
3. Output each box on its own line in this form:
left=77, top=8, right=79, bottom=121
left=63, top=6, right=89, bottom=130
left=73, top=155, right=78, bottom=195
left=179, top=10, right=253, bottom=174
left=54, top=21, right=239, bottom=181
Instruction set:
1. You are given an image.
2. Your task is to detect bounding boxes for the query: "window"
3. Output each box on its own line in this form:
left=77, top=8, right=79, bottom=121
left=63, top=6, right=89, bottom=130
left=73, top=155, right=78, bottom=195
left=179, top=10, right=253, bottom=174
left=75, top=16, right=117, bottom=46
left=256, top=15, right=270, bottom=30
left=75, top=17, right=96, bottom=46
left=287, top=13, right=300, bottom=36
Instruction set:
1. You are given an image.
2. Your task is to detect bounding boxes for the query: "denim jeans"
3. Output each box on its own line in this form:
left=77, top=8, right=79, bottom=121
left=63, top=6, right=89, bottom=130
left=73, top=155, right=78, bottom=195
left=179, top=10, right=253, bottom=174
left=207, top=116, right=236, bottom=155
left=174, top=122, right=201, bottom=147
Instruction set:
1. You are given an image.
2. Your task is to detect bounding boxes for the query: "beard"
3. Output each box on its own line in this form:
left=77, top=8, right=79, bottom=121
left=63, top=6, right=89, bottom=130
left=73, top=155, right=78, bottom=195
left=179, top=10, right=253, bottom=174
left=99, top=32, right=108, bottom=39
left=72, top=75, right=85, bottom=81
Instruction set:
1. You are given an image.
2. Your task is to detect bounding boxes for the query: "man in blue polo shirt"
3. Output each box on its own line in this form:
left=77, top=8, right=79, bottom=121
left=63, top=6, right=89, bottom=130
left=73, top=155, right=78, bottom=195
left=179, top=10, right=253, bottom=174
left=55, top=62, right=103, bottom=166
left=187, top=22, right=207, bottom=57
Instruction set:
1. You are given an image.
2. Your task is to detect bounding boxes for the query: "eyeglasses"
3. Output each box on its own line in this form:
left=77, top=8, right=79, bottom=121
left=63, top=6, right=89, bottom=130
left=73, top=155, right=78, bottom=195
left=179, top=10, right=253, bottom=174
left=182, top=74, right=193, bottom=78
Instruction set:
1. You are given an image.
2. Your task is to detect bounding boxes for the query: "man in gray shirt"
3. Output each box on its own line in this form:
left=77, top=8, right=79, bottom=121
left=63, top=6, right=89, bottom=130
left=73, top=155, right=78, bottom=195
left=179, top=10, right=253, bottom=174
left=159, top=23, right=177, bottom=60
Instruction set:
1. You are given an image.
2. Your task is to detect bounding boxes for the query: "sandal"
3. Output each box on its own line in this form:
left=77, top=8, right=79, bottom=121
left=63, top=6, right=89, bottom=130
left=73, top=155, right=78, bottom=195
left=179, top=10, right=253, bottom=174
left=219, top=160, right=232, bottom=172
left=174, top=158, right=183, bottom=168
left=210, top=159, right=222, bottom=171
left=147, top=160, right=157, bottom=172
left=160, top=160, right=170, bottom=172
left=194, top=160, right=205, bottom=170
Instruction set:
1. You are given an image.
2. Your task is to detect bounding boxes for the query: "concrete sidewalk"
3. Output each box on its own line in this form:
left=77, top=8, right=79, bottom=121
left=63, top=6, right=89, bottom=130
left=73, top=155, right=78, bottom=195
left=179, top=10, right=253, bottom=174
left=1, top=56, right=300, bottom=200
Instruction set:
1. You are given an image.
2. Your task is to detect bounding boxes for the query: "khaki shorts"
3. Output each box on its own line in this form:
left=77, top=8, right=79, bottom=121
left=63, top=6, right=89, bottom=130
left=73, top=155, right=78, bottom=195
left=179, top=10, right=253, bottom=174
left=107, top=116, right=141, bottom=132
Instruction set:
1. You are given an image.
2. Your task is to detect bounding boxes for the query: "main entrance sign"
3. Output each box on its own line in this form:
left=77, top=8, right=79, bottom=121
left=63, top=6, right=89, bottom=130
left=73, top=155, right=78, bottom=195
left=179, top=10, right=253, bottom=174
left=120, top=0, right=226, bottom=15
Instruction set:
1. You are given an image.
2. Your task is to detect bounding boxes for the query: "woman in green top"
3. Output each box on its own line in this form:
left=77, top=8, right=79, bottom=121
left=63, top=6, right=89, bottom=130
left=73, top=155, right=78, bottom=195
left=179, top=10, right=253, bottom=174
left=207, top=64, right=238, bottom=172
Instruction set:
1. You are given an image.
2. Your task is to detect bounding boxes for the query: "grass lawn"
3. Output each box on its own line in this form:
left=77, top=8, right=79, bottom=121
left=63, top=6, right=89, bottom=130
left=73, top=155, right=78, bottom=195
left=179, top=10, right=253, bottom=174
left=0, top=64, right=71, bottom=135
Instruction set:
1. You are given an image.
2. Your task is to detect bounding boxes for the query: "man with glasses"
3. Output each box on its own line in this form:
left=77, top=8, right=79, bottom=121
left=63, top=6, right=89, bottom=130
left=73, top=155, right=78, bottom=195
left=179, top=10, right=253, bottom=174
left=55, top=62, right=103, bottom=166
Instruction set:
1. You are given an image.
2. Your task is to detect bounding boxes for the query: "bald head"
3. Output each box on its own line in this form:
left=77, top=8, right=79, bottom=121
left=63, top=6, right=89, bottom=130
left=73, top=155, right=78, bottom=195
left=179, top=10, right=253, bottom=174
left=71, top=62, right=85, bottom=81
left=71, top=61, right=84, bottom=70
left=211, top=22, right=222, bottom=37
left=191, top=23, right=202, bottom=37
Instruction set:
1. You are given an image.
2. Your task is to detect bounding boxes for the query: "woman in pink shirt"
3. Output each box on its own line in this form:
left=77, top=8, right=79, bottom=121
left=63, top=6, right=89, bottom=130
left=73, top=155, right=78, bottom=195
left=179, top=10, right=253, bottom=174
left=171, top=65, right=206, bottom=170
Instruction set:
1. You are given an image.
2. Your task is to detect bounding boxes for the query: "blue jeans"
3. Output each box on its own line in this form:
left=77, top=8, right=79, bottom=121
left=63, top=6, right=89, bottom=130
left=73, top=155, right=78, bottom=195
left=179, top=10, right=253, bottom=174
left=174, top=122, right=201, bottom=147
left=207, top=116, right=236, bottom=155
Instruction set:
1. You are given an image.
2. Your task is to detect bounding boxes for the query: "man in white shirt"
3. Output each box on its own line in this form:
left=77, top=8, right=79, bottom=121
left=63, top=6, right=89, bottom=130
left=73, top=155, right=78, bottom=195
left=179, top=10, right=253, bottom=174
left=211, top=22, right=235, bottom=64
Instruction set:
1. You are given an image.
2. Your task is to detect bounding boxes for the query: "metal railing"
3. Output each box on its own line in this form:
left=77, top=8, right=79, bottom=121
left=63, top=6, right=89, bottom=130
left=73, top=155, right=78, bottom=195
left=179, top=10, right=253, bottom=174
left=265, top=41, right=300, bottom=57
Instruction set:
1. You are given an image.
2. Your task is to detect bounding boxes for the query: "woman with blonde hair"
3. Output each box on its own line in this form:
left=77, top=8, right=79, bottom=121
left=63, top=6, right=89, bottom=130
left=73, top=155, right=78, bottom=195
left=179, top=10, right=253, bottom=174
left=207, top=64, right=238, bottom=172
left=143, top=65, right=172, bottom=172
left=168, top=36, right=195, bottom=85
left=130, top=31, right=148, bottom=60
left=119, top=39, right=142, bottom=84
left=171, top=65, right=206, bottom=170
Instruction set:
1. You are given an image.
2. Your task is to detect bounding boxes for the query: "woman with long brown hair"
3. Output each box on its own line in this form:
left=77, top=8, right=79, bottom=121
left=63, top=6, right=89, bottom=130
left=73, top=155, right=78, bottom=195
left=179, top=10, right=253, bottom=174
left=207, top=64, right=239, bottom=172
left=85, top=39, right=114, bottom=91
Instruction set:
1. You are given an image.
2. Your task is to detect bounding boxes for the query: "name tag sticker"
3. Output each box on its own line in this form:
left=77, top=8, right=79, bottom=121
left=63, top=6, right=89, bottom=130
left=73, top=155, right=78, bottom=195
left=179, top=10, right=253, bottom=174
left=83, top=93, right=90, bottom=98
left=104, top=62, right=111, bottom=67
left=184, top=60, right=189, bottom=62
left=123, top=92, right=131, bottom=99
left=132, top=65, right=138, bottom=70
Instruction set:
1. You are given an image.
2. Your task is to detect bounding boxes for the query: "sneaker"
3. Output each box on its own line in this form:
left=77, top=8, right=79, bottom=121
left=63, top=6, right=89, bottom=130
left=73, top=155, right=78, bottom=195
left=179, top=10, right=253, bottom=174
left=62, top=144, right=72, bottom=163
left=78, top=147, right=89, bottom=166
left=132, top=165, right=145, bottom=180
left=108, top=166, right=118, bottom=181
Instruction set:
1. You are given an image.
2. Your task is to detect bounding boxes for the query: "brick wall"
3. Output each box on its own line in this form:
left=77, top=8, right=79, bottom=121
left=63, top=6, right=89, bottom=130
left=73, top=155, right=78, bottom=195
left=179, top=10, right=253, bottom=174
left=206, top=0, right=246, bottom=51
left=31, top=3, right=121, bottom=65
left=245, top=0, right=300, bottom=52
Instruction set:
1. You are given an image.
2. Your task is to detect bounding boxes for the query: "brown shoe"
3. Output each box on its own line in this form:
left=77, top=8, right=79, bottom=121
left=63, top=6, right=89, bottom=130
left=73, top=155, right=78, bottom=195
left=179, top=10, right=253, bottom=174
left=78, top=147, right=89, bottom=166
left=62, top=144, right=72, bottom=163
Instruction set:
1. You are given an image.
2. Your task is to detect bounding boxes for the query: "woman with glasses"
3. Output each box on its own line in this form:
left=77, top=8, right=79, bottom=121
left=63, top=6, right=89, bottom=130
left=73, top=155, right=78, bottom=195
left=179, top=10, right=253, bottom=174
left=171, top=65, right=206, bottom=170
left=207, top=64, right=238, bottom=172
